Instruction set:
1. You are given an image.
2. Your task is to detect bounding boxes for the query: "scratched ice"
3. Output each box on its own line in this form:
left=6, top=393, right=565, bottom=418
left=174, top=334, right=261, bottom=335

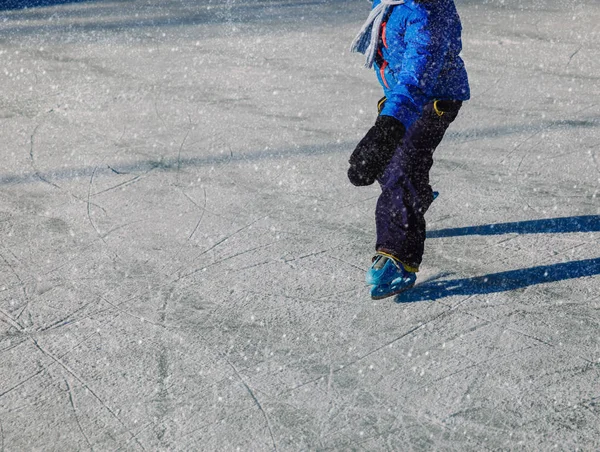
left=0, top=0, right=599, bottom=450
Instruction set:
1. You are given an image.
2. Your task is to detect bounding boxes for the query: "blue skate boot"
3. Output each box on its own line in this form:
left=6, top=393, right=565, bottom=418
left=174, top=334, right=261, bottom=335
left=366, top=252, right=417, bottom=300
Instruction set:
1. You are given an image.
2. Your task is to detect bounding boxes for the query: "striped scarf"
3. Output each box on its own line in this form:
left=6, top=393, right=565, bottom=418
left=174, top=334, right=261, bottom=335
left=350, top=0, right=405, bottom=68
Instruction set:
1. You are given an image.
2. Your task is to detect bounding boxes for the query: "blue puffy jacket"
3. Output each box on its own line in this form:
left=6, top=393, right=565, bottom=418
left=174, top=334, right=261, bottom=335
left=372, top=0, right=470, bottom=128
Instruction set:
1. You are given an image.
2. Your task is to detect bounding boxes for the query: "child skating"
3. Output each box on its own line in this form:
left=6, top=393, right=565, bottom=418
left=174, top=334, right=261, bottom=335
left=348, top=0, right=470, bottom=299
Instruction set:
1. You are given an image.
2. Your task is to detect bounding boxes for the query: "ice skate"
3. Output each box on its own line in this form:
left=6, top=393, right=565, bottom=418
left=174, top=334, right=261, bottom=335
left=366, top=253, right=417, bottom=300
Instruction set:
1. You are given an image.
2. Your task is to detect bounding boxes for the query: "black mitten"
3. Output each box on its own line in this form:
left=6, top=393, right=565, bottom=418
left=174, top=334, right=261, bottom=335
left=348, top=115, right=406, bottom=186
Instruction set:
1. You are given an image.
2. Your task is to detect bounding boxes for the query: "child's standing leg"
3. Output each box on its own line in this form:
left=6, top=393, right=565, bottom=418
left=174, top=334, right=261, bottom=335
left=367, top=100, right=461, bottom=298
left=376, top=100, right=461, bottom=270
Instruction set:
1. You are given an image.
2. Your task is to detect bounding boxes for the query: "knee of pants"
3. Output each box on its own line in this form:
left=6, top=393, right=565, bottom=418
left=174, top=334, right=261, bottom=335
left=379, top=151, right=413, bottom=187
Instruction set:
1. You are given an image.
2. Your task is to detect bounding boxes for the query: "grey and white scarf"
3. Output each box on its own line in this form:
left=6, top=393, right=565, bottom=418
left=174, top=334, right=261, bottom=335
left=350, top=0, right=405, bottom=68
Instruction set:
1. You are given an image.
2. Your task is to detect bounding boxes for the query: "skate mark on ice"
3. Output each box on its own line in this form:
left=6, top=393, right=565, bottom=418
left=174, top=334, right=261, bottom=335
left=515, top=140, right=545, bottom=213
left=451, top=307, right=556, bottom=349
left=153, top=288, right=173, bottom=448
left=107, top=165, right=126, bottom=175
left=236, top=259, right=273, bottom=273
left=177, top=241, right=277, bottom=280
left=175, top=406, right=256, bottom=443
left=566, top=45, right=582, bottom=67
left=285, top=306, right=457, bottom=394
left=283, top=247, right=334, bottom=264
left=0, top=338, right=28, bottom=354
left=534, top=241, right=588, bottom=268
left=0, top=318, right=97, bottom=401
left=151, top=186, right=207, bottom=278
left=65, top=377, right=95, bottom=452
left=219, top=352, right=279, bottom=451
left=325, top=254, right=365, bottom=273
left=244, top=288, right=347, bottom=305
left=175, top=115, right=194, bottom=186
left=31, top=339, right=148, bottom=451
left=98, top=295, right=171, bottom=329
left=0, top=251, right=30, bottom=323
left=407, top=344, right=539, bottom=396
left=0, top=368, right=44, bottom=400
left=28, top=124, right=61, bottom=190
left=90, top=172, right=152, bottom=197
left=112, top=421, right=159, bottom=452
left=397, top=257, right=600, bottom=302
left=0, top=306, right=25, bottom=333
left=181, top=307, right=281, bottom=449
left=28, top=122, right=108, bottom=212
left=37, top=298, right=96, bottom=333
left=86, top=164, right=117, bottom=259
left=169, top=214, right=269, bottom=279
left=2, top=303, right=144, bottom=448
left=180, top=187, right=207, bottom=241
left=100, top=220, right=146, bottom=240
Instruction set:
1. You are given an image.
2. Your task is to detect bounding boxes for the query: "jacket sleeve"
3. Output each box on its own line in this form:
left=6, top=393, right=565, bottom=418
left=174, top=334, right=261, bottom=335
left=379, top=8, right=449, bottom=128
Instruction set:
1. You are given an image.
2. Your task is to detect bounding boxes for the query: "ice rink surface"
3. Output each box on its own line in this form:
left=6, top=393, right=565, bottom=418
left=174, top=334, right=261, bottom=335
left=0, top=0, right=599, bottom=450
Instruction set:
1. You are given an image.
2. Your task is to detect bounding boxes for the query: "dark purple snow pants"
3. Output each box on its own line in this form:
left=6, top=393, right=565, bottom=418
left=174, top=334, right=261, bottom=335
left=375, top=99, right=462, bottom=271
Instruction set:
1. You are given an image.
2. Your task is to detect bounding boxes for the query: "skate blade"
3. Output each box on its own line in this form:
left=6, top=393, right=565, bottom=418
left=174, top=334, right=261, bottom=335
left=370, top=282, right=415, bottom=300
